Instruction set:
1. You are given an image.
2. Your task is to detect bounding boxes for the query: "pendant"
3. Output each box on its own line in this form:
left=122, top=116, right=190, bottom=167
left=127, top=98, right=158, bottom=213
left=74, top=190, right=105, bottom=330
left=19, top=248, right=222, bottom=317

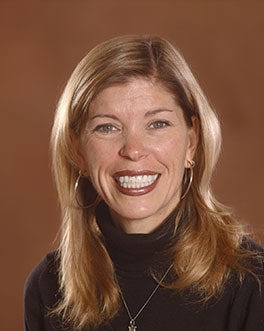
left=128, top=320, right=137, bottom=331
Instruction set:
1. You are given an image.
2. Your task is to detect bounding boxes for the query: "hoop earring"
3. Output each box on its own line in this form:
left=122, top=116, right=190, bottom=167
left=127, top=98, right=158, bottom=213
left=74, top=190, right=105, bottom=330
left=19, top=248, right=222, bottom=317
left=181, top=160, right=195, bottom=200
left=74, top=170, right=82, bottom=192
left=74, top=170, right=95, bottom=209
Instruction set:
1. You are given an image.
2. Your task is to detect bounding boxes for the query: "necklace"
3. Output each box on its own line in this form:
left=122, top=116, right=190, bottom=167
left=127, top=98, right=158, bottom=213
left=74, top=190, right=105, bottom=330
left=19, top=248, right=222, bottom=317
left=118, top=264, right=173, bottom=331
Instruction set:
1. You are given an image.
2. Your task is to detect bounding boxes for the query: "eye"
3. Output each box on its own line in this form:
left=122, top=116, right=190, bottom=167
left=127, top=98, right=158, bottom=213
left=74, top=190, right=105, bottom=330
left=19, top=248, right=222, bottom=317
left=93, top=123, right=119, bottom=134
left=149, top=120, right=171, bottom=129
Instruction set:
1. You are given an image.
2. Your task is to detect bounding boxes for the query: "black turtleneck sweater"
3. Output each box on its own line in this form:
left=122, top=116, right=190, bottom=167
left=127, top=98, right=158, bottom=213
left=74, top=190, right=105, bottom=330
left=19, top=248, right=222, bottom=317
left=24, top=204, right=264, bottom=331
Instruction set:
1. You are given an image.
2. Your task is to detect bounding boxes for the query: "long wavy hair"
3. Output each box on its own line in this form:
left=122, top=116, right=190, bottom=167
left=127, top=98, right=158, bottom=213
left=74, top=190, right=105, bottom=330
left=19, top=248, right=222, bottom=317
left=51, top=35, right=249, bottom=329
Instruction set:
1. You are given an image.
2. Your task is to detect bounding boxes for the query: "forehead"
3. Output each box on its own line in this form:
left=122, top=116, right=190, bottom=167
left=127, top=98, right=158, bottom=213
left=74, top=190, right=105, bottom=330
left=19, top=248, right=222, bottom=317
left=88, top=77, right=180, bottom=115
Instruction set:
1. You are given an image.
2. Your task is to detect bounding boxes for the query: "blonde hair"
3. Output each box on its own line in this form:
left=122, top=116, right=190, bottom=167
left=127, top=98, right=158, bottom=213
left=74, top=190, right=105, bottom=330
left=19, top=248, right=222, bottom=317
left=51, top=35, right=248, bottom=329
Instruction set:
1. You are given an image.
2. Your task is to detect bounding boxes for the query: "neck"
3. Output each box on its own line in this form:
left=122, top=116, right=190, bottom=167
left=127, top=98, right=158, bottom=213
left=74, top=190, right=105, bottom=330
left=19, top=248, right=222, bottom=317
left=95, top=201, right=183, bottom=271
left=109, top=208, right=179, bottom=234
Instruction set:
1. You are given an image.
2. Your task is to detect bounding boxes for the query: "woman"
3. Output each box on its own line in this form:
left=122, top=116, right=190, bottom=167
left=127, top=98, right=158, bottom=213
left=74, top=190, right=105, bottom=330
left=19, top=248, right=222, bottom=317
left=24, top=35, right=264, bottom=331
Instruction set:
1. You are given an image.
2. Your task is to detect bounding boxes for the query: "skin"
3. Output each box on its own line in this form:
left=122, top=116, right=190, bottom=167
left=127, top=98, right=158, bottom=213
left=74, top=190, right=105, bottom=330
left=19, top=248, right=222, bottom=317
left=77, top=77, right=198, bottom=234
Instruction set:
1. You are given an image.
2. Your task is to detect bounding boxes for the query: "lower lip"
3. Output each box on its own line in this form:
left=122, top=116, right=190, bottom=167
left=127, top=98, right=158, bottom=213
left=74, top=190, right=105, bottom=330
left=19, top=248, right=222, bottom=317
left=114, top=176, right=160, bottom=196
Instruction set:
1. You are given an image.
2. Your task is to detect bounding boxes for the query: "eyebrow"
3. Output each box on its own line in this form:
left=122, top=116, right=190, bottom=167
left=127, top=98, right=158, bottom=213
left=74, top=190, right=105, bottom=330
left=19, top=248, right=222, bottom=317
left=89, top=108, right=175, bottom=121
left=145, top=108, right=175, bottom=117
left=89, top=114, right=119, bottom=121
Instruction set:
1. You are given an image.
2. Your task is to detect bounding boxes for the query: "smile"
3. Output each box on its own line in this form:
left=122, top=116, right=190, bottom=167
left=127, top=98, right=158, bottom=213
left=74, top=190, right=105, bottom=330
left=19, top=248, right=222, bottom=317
left=113, top=172, right=160, bottom=196
left=116, top=174, right=159, bottom=189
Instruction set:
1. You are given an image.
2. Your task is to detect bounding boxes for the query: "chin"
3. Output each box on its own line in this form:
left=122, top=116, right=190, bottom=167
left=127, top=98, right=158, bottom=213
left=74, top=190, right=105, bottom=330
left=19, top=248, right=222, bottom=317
left=114, top=207, right=160, bottom=223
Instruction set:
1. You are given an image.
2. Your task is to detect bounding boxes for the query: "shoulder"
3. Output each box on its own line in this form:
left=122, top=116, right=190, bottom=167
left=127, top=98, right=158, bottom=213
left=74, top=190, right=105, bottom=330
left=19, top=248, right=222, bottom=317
left=24, top=251, right=59, bottom=298
left=241, top=237, right=264, bottom=276
left=216, top=239, right=264, bottom=329
left=224, top=237, right=264, bottom=300
left=24, top=251, right=60, bottom=325
left=231, top=237, right=264, bottom=302
left=242, top=237, right=264, bottom=253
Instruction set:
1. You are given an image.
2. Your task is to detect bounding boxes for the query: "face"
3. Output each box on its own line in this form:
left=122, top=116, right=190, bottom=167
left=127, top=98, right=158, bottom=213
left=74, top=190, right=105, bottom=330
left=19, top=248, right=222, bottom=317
left=77, top=78, right=197, bottom=233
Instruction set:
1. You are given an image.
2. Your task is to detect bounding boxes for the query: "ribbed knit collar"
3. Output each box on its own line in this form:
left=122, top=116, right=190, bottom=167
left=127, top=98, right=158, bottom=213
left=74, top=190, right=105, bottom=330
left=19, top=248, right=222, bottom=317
left=95, top=202, right=180, bottom=273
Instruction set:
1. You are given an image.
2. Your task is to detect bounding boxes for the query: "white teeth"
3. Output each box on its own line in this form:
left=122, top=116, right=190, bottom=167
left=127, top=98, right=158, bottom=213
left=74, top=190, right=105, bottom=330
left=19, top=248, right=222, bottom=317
left=116, top=174, right=159, bottom=189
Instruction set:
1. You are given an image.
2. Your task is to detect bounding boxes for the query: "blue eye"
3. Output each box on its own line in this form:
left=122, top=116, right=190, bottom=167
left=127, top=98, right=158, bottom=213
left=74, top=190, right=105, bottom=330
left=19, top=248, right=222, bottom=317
left=149, top=120, right=170, bottom=129
left=94, top=124, right=119, bottom=134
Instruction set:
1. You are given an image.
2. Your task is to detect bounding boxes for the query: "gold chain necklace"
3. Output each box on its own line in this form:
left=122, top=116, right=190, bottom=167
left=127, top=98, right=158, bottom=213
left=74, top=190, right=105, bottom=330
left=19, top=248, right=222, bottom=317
left=118, top=264, right=173, bottom=331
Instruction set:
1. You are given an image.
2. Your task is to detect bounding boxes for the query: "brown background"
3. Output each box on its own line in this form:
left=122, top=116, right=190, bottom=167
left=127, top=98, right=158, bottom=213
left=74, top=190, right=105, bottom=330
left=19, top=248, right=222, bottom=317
left=1, top=1, right=263, bottom=329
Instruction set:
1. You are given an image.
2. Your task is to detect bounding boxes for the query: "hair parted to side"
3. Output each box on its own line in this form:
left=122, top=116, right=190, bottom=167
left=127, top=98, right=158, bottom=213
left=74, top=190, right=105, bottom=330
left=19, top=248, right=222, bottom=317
left=51, top=35, right=248, bottom=329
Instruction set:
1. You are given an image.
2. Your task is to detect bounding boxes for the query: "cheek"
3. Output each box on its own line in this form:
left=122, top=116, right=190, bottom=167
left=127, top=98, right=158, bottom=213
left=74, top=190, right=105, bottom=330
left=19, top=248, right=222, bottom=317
left=155, top=135, right=189, bottom=164
left=82, top=142, right=116, bottom=180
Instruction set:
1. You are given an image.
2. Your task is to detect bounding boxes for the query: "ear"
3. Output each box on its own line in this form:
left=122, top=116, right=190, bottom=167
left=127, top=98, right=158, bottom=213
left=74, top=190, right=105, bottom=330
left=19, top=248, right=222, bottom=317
left=70, top=134, right=89, bottom=176
left=185, top=116, right=199, bottom=167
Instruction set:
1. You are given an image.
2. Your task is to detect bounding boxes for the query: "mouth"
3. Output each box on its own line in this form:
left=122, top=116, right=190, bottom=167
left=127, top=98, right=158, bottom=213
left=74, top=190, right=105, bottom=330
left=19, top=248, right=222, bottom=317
left=113, top=171, right=160, bottom=196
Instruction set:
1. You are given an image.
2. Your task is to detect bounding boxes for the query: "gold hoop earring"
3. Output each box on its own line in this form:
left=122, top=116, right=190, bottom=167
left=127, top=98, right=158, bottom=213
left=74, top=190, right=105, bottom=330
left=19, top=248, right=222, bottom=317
left=181, top=160, right=195, bottom=200
left=74, top=170, right=82, bottom=192
left=74, top=171, right=90, bottom=208
left=74, top=170, right=86, bottom=208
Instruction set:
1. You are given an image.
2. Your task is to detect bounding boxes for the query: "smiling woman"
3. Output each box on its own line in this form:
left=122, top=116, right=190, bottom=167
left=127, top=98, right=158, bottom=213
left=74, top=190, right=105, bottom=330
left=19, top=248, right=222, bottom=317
left=24, top=35, right=264, bottom=331
left=77, top=78, right=197, bottom=233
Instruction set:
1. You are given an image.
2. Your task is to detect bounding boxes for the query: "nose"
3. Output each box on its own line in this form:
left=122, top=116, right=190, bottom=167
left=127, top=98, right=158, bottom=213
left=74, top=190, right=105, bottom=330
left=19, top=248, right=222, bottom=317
left=119, top=133, right=148, bottom=161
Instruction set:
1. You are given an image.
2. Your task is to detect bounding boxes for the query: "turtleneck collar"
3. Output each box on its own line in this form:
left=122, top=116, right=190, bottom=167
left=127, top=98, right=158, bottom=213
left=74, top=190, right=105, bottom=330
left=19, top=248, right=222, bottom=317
left=95, top=201, right=181, bottom=273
